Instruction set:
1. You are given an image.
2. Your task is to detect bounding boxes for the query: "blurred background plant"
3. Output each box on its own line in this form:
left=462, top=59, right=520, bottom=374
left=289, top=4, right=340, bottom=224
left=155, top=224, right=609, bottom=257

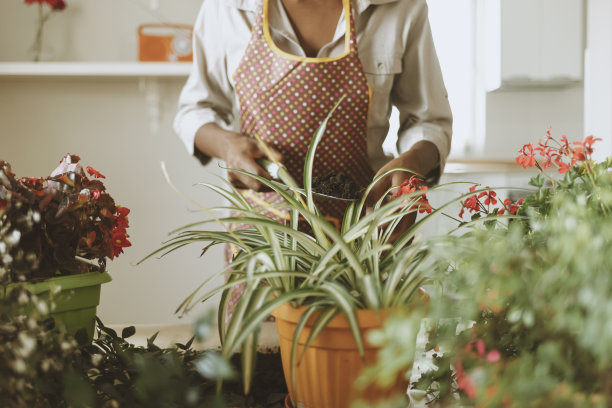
left=0, top=286, right=80, bottom=407
left=0, top=289, right=286, bottom=408
left=357, top=133, right=612, bottom=407
left=0, top=154, right=131, bottom=283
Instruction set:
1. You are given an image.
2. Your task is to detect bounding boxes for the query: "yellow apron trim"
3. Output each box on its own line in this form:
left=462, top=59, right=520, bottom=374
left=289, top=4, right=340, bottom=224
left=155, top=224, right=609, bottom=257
left=262, top=0, right=352, bottom=63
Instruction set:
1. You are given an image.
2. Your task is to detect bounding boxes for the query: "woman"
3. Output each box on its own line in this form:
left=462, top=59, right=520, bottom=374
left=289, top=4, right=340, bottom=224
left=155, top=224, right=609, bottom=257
left=175, top=0, right=452, bottom=234
left=175, top=0, right=452, bottom=313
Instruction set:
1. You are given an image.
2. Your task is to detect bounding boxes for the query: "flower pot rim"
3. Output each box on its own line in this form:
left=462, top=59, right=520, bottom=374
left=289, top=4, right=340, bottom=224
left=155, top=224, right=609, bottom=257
left=1, top=271, right=112, bottom=297
left=271, top=302, right=396, bottom=329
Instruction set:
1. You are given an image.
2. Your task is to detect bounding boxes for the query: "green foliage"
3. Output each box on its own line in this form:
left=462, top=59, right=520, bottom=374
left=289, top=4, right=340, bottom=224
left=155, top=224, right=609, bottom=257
left=0, top=287, right=286, bottom=407
left=0, top=287, right=82, bottom=408
left=365, top=145, right=612, bottom=407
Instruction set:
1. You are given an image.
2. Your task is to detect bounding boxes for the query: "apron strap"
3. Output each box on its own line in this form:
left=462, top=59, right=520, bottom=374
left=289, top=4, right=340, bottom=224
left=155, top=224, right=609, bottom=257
left=254, top=0, right=358, bottom=56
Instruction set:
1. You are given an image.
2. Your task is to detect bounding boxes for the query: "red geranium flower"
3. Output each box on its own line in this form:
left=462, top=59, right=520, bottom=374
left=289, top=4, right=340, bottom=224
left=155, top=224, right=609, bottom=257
left=515, top=144, right=537, bottom=168
left=464, top=195, right=480, bottom=212
left=478, top=189, right=497, bottom=206
left=395, top=175, right=424, bottom=198
left=503, top=198, right=524, bottom=215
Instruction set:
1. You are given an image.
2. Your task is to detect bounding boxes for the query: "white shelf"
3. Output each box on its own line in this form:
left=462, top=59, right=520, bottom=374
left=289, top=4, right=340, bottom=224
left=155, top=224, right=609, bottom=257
left=0, top=62, right=192, bottom=78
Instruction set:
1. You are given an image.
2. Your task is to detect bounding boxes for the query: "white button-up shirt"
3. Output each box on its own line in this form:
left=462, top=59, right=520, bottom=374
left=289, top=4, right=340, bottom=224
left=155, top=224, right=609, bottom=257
left=174, top=0, right=452, bottom=177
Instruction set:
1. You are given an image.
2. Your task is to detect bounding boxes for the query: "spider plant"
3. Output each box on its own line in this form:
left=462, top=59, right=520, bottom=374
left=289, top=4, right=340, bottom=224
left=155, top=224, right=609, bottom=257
left=140, top=98, right=445, bottom=394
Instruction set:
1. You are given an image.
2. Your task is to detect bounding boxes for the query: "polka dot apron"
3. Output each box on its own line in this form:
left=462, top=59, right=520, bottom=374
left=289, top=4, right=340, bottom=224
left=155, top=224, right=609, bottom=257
left=225, top=0, right=373, bottom=314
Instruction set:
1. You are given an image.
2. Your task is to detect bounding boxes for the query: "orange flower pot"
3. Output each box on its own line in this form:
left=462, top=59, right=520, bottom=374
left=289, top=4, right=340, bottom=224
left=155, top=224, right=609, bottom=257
left=272, top=303, right=409, bottom=408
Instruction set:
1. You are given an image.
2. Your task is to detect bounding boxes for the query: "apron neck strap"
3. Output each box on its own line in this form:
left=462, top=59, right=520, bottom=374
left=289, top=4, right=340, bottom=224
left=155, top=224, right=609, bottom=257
left=255, top=0, right=358, bottom=55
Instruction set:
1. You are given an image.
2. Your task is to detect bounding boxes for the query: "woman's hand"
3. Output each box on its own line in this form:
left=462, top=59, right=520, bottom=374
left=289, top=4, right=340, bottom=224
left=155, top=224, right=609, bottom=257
left=366, top=141, right=440, bottom=241
left=220, top=132, right=283, bottom=191
left=194, top=123, right=282, bottom=192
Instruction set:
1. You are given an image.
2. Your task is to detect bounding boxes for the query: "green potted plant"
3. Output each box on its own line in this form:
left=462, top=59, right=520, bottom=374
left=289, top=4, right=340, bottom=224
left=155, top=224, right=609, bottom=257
left=357, top=132, right=612, bottom=407
left=0, top=154, right=131, bottom=338
left=142, top=101, right=440, bottom=408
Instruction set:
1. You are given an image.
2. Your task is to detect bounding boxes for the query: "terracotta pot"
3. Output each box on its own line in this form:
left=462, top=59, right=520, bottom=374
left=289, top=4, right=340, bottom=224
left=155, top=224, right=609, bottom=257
left=272, top=303, right=408, bottom=408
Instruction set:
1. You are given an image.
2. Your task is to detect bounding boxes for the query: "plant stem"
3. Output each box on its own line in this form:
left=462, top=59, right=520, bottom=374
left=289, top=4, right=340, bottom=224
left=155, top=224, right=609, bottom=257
left=32, top=5, right=52, bottom=62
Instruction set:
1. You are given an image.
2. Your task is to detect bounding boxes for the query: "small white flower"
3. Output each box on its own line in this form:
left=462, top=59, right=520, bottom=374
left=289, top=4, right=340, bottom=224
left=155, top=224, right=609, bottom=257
left=6, top=230, right=21, bottom=246
left=26, top=318, right=37, bottom=330
left=12, top=359, right=27, bottom=374
left=17, top=291, right=29, bottom=305
left=36, top=300, right=48, bottom=315
left=18, top=333, right=37, bottom=358
left=40, top=359, right=51, bottom=372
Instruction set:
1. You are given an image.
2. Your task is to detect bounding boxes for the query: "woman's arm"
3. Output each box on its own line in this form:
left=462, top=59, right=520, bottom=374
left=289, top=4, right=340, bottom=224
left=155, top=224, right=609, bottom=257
left=173, top=0, right=280, bottom=191
left=367, top=0, right=452, bottom=239
left=390, top=0, right=452, bottom=183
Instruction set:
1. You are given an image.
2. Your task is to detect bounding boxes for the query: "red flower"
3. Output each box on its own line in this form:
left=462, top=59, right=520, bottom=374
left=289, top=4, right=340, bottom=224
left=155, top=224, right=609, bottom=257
left=515, top=144, right=537, bottom=168
left=115, top=206, right=130, bottom=218
left=24, top=0, right=65, bottom=9
left=478, top=189, right=497, bottom=206
left=503, top=198, right=524, bottom=215
left=24, top=0, right=66, bottom=10
left=47, top=0, right=66, bottom=10
left=110, top=229, right=131, bottom=258
left=114, top=206, right=130, bottom=230
left=86, top=166, right=106, bottom=179
left=454, top=361, right=477, bottom=400
left=395, top=175, right=424, bottom=198
left=92, top=189, right=101, bottom=200
left=559, top=134, right=571, bottom=155
left=571, top=144, right=586, bottom=164
left=469, top=184, right=479, bottom=192
left=486, top=349, right=501, bottom=362
left=475, top=338, right=486, bottom=357
left=556, top=157, right=571, bottom=174
left=581, top=135, right=602, bottom=155
left=412, top=195, right=433, bottom=214
left=464, top=195, right=480, bottom=212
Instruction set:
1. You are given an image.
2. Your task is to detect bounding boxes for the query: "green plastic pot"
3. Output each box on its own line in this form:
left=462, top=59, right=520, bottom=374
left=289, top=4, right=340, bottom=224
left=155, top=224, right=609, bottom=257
left=1, top=271, right=112, bottom=339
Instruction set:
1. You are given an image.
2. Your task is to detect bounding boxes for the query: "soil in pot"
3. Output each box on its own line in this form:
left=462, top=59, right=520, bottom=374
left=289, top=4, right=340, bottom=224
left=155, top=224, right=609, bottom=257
left=312, top=172, right=362, bottom=200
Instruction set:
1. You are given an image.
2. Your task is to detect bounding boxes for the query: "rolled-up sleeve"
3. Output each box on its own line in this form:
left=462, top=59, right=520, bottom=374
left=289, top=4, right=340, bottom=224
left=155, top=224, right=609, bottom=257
left=391, top=0, right=452, bottom=183
left=173, top=0, right=236, bottom=163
